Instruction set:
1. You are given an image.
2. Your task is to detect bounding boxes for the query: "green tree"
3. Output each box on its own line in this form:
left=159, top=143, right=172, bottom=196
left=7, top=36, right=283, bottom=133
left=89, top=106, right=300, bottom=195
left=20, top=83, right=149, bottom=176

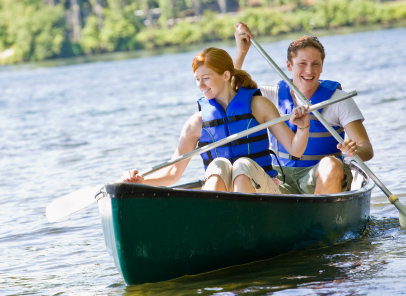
left=98, top=0, right=142, bottom=52
left=0, top=0, right=65, bottom=63
left=157, top=0, right=175, bottom=27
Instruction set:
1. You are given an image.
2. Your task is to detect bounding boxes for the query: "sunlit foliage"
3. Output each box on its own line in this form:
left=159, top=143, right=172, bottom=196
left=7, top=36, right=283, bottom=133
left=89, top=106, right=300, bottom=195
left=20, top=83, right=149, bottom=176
left=0, top=0, right=405, bottom=63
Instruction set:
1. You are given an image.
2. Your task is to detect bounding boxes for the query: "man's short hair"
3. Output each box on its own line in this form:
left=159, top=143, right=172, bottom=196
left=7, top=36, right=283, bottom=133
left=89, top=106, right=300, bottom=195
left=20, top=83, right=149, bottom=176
left=287, top=36, right=325, bottom=64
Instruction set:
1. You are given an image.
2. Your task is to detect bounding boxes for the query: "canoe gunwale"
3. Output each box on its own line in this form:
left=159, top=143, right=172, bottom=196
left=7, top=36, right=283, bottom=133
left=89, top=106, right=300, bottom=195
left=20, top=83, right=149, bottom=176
left=104, top=161, right=374, bottom=204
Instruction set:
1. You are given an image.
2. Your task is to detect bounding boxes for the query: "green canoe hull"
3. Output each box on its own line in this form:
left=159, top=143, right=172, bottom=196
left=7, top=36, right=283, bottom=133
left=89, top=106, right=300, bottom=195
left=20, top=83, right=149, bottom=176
left=98, top=162, right=374, bottom=285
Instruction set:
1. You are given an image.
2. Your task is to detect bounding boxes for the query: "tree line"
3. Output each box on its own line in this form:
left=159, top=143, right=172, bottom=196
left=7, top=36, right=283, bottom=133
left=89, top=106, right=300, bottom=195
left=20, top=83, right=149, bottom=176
left=0, top=0, right=405, bottom=64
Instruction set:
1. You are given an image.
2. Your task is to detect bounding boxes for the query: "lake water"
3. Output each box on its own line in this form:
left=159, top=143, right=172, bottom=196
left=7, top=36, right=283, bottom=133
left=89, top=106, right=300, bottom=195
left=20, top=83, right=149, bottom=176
left=1, top=27, right=405, bottom=295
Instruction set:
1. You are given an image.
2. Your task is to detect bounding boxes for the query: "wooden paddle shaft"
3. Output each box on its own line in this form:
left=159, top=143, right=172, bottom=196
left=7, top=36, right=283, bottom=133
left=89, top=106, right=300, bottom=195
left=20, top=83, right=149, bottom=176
left=139, top=91, right=357, bottom=177
left=250, top=38, right=406, bottom=218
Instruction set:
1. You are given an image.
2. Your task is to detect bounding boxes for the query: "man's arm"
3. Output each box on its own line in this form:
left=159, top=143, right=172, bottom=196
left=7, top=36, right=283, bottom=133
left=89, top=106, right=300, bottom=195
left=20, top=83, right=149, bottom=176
left=233, top=22, right=253, bottom=70
left=340, top=120, right=374, bottom=161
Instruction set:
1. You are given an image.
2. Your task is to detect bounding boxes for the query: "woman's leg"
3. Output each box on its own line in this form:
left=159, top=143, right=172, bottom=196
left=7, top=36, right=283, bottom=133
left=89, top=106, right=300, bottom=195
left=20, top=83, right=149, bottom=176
left=202, top=158, right=233, bottom=191
left=232, top=158, right=281, bottom=194
left=233, top=175, right=256, bottom=193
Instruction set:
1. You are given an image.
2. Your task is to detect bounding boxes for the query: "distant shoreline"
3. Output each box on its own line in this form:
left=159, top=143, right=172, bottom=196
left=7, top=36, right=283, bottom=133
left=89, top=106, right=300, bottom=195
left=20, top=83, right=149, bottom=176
left=0, top=0, right=405, bottom=65
left=1, top=24, right=405, bottom=71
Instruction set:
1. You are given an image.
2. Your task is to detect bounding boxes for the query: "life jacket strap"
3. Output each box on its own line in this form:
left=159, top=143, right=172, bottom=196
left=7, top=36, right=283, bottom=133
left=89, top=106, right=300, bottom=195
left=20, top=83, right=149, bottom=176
left=230, top=134, right=269, bottom=146
left=234, top=149, right=270, bottom=160
left=293, top=127, right=344, bottom=138
left=198, top=133, right=268, bottom=149
left=197, top=141, right=228, bottom=148
left=202, top=113, right=254, bottom=128
left=276, top=151, right=342, bottom=161
left=202, top=118, right=226, bottom=128
left=309, top=127, right=344, bottom=138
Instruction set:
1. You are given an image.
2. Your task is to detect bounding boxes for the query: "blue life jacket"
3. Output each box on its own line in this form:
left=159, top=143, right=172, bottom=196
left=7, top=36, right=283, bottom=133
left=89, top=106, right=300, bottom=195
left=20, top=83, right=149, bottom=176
left=197, top=87, right=278, bottom=178
left=270, top=80, right=345, bottom=167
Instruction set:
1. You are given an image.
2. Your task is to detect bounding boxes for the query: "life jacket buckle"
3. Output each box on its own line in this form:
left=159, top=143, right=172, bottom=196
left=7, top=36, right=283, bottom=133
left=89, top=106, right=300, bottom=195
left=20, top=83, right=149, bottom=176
left=231, top=139, right=241, bottom=146
left=227, top=115, right=237, bottom=123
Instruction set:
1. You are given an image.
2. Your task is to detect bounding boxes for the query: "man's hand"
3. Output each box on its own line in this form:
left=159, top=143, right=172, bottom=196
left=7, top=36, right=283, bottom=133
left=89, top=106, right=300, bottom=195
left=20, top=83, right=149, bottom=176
left=343, top=120, right=374, bottom=161
left=234, top=22, right=254, bottom=53
left=337, top=139, right=358, bottom=157
left=233, top=22, right=254, bottom=70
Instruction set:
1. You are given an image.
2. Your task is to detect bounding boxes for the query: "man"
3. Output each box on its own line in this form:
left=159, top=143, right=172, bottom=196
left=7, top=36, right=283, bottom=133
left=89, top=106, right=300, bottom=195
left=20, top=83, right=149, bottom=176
left=233, top=22, right=374, bottom=195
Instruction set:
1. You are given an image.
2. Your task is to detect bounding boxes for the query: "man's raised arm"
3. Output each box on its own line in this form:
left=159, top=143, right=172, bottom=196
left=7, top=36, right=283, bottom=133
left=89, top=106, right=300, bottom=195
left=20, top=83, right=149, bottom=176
left=233, top=22, right=254, bottom=70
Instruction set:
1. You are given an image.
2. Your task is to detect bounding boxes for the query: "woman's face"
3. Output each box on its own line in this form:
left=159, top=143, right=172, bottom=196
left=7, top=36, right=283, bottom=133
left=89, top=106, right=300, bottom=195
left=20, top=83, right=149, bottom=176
left=194, top=64, right=229, bottom=100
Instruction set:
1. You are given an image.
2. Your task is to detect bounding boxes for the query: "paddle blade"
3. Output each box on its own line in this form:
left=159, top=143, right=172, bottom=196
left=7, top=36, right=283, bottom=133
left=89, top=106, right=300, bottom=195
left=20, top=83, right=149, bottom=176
left=46, top=185, right=104, bottom=223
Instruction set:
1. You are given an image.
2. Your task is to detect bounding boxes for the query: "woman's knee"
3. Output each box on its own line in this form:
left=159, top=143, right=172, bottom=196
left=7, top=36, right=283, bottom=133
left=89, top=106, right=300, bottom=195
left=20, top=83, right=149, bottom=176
left=208, top=157, right=232, bottom=170
left=204, top=157, right=233, bottom=191
left=232, top=158, right=257, bottom=192
left=232, top=157, right=253, bottom=171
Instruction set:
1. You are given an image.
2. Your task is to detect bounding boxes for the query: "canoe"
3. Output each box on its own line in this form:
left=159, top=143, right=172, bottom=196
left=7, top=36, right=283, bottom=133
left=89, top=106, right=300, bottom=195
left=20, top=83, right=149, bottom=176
left=97, top=159, right=374, bottom=285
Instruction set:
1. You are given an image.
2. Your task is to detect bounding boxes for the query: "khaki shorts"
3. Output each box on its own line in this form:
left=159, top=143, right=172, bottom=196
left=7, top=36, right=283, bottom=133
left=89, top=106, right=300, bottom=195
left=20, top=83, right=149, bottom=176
left=202, top=157, right=281, bottom=194
left=275, top=158, right=353, bottom=195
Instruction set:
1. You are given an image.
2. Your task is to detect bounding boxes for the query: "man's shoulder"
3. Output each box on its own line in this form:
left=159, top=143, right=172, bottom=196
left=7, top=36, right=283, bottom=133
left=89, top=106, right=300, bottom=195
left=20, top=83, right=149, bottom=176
left=259, top=85, right=279, bottom=104
left=324, top=88, right=364, bottom=127
left=259, top=85, right=278, bottom=93
left=329, top=88, right=358, bottom=111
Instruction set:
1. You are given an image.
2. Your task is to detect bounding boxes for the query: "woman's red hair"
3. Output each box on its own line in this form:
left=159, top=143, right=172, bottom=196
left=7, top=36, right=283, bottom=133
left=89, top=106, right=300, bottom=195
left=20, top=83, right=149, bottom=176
left=192, top=47, right=257, bottom=92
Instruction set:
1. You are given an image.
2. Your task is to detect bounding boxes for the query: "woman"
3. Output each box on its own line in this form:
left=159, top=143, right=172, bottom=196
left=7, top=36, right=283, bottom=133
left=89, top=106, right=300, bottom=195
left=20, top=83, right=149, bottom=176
left=122, top=47, right=310, bottom=194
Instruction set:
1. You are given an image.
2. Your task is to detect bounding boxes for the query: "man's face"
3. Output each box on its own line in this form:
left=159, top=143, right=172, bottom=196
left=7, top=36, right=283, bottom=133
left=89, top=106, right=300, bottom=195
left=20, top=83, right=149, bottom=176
left=287, top=47, right=323, bottom=96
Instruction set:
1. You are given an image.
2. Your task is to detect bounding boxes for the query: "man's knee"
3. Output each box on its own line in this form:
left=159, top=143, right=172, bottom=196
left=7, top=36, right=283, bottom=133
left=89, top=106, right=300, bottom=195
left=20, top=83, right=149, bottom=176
left=317, top=156, right=344, bottom=180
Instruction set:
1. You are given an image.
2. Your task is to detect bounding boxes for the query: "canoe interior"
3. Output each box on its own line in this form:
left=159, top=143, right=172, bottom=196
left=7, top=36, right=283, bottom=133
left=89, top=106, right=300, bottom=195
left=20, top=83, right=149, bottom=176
left=98, top=160, right=374, bottom=285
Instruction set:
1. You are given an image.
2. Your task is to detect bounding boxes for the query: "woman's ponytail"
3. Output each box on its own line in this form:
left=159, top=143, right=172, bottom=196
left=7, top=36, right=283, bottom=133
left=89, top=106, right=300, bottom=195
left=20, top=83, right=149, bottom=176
left=231, top=69, right=258, bottom=92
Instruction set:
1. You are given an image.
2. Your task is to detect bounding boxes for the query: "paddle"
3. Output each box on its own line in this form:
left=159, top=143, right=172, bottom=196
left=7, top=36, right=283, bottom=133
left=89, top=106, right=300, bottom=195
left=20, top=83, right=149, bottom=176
left=46, top=91, right=357, bottom=223
left=250, top=38, right=406, bottom=228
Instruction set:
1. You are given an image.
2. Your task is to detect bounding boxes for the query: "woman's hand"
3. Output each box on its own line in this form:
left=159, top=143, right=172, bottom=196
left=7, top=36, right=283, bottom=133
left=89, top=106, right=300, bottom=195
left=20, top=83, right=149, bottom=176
left=234, top=22, right=253, bottom=53
left=337, top=139, right=358, bottom=157
left=289, top=105, right=310, bottom=129
left=121, top=169, right=145, bottom=184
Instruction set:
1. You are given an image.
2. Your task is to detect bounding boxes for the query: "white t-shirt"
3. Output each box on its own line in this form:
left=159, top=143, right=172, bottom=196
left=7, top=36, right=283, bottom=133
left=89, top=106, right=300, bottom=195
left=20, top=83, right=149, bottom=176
left=260, top=85, right=364, bottom=128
